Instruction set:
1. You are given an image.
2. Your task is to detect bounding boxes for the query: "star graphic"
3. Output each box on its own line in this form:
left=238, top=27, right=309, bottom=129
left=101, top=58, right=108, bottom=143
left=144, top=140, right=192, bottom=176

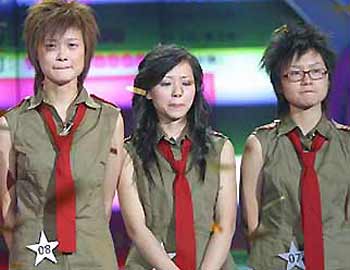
left=278, top=241, right=305, bottom=270
left=26, top=231, right=59, bottom=266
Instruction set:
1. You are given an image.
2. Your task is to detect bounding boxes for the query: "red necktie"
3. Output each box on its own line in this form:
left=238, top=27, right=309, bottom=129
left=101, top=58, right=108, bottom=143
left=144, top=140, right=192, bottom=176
left=287, top=129, right=326, bottom=270
left=40, top=103, right=87, bottom=253
left=158, top=138, right=196, bottom=270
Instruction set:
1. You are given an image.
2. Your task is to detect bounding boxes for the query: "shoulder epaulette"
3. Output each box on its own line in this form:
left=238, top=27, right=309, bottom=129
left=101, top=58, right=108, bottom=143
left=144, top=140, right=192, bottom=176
left=5, top=97, right=30, bottom=113
left=209, top=130, right=227, bottom=138
left=124, top=135, right=133, bottom=143
left=255, top=119, right=281, bottom=131
left=90, top=94, right=119, bottom=109
left=332, top=119, right=350, bottom=131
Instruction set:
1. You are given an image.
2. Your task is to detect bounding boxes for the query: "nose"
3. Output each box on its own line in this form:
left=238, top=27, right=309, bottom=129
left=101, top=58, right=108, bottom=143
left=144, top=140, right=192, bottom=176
left=301, top=71, right=312, bottom=84
left=56, top=45, right=68, bottom=62
left=171, top=81, right=183, bottom=97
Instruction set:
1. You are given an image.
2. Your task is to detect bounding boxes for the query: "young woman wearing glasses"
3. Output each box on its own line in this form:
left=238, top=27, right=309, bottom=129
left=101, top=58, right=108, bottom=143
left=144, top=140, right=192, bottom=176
left=241, top=23, right=350, bottom=270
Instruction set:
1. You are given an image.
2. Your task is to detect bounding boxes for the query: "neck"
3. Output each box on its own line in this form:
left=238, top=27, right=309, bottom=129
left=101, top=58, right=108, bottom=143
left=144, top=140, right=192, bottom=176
left=42, top=80, right=79, bottom=111
left=159, top=117, right=187, bottom=140
left=42, top=79, right=79, bottom=123
left=289, top=105, right=323, bottom=135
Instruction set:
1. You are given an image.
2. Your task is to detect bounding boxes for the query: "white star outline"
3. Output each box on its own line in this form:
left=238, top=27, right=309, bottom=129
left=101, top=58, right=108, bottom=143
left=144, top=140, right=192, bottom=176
left=151, top=242, right=176, bottom=270
left=26, top=230, right=59, bottom=266
left=278, top=241, right=305, bottom=270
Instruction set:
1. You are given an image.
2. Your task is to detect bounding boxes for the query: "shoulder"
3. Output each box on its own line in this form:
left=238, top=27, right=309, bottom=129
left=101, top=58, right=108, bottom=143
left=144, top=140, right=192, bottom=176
left=90, top=94, right=121, bottom=113
left=251, top=119, right=280, bottom=147
left=5, top=98, right=31, bottom=115
left=123, top=135, right=137, bottom=155
left=244, top=120, right=280, bottom=161
left=220, top=139, right=235, bottom=162
left=0, top=116, right=9, bottom=129
left=124, top=135, right=134, bottom=146
left=90, top=94, right=122, bottom=127
left=330, top=120, right=350, bottom=148
left=331, top=119, right=350, bottom=132
left=208, top=129, right=228, bottom=143
left=123, top=136, right=144, bottom=170
left=253, top=119, right=280, bottom=135
left=206, top=130, right=233, bottom=158
left=1, top=98, right=31, bottom=140
left=3, top=98, right=31, bottom=125
left=0, top=116, right=12, bottom=149
left=244, top=134, right=262, bottom=155
left=329, top=120, right=350, bottom=159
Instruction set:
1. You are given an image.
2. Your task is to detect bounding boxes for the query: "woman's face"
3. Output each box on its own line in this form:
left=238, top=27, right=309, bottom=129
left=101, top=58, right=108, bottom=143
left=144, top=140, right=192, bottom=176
left=280, top=49, right=329, bottom=112
left=147, top=60, right=196, bottom=124
left=37, top=27, right=85, bottom=88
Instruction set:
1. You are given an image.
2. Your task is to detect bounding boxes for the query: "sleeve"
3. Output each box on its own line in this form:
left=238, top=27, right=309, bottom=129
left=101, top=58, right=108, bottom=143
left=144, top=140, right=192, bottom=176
left=3, top=108, right=19, bottom=144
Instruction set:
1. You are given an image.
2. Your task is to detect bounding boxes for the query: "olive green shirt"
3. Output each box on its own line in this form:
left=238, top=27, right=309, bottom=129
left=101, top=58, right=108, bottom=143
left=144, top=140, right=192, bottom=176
left=4, top=89, right=119, bottom=270
left=248, top=115, right=350, bottom=270
left=124, top=129, right=236, bottom=270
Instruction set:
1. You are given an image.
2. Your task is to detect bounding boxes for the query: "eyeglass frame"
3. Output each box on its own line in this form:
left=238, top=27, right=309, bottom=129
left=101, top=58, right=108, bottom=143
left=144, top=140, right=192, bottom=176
left=283, top=67, right=328, bottom=82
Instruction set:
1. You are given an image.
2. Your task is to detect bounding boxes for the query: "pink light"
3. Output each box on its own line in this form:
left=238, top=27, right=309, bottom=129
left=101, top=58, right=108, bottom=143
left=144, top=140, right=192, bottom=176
left=84, top=75, right=133, bottom=107
left=0, top=74, right=215, bottom=109
left=90, top=54, right=144, bottom=69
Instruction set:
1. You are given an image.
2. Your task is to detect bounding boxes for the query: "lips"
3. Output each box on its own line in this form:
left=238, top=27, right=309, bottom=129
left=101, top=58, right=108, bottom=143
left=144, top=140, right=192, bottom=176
left=169, top=103, right=185, bottom=108
left=53, top=66, right=71, bottom=70
left=301, top=90, right=315, bottom=93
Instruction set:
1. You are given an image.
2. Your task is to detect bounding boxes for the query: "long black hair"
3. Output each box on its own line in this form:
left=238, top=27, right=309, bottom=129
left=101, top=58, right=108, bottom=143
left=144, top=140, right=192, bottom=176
left=131, top=44, right=211, bottom=182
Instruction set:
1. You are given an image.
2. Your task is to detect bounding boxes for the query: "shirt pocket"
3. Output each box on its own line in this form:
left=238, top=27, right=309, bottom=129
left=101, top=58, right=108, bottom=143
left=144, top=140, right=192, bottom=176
left=255, top=195, right=287, bottom=237
left=15, top=144, right=54, bottom=185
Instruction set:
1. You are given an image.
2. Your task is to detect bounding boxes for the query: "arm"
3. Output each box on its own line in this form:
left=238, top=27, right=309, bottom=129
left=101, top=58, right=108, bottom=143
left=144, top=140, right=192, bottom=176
left=117, top=151, right=180, bottom=270
left=200, top=140, right=237, bottom=270
left=240, top=134, right=264, bottom=242
left=346, top=186, right=349, bottom=222
left=0, top=116, right=16, bottom=250
left=103, top=113, right=124, bottom=222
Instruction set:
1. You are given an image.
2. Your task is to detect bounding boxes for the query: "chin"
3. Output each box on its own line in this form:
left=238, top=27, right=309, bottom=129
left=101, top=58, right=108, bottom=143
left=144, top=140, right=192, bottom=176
left=166, top=114, right=186, bottom=122
left=52, top=77, right=78, bottom=86
left=297, top=102, right=321, bottom=111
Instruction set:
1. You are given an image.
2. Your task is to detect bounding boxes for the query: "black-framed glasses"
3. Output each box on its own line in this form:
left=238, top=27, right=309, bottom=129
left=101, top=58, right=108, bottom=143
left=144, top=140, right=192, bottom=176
left=283, top=68, right=328, bottom=82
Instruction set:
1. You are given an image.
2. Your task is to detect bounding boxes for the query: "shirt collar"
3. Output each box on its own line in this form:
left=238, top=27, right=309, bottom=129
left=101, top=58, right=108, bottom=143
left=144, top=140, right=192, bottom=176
left=277, top=114, right=332, bottom=140
left=156, top=125, right=191, bottom=145
left=27, top=90, right=44, bottom=110
left=26, top=88, right=101, bottom=110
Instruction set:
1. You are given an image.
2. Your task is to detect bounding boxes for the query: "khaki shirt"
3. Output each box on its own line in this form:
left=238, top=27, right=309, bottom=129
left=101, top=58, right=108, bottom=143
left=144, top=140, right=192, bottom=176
left=248, top=115, right=350, bottom=270
left=125, top=129, right=236, bottom=270
left=4, top=89, right=120, bottom=270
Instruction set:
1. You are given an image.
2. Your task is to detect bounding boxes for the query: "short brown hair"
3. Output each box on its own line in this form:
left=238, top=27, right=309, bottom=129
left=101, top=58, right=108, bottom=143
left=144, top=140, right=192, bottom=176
left=23, top=0, right=99, bottom=93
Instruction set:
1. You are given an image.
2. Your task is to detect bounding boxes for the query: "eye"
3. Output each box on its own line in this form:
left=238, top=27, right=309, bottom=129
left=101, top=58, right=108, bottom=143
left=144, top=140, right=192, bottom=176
left=310, top=68, right=323, bottom=75
left=45, top=43, right=56, bottom=50
left=68, top=42, right=79, bottom=48
left=159, top=81, right=172, bottom=87
left=289, top=70, right=302, bottom=77
left=182, top=80, right=194, bottom=86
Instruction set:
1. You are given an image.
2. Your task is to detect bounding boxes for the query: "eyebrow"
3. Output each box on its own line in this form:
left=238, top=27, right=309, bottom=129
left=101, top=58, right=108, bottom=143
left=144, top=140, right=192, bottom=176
left=44, top=38, right=57, bottom=42
left=44, top=37, right=81, bottom=42
left=66, top=38, right=81, bottom=41
left=290, top=62, right=324, bottom=69
left=163, top=75, right=192, bottom=79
